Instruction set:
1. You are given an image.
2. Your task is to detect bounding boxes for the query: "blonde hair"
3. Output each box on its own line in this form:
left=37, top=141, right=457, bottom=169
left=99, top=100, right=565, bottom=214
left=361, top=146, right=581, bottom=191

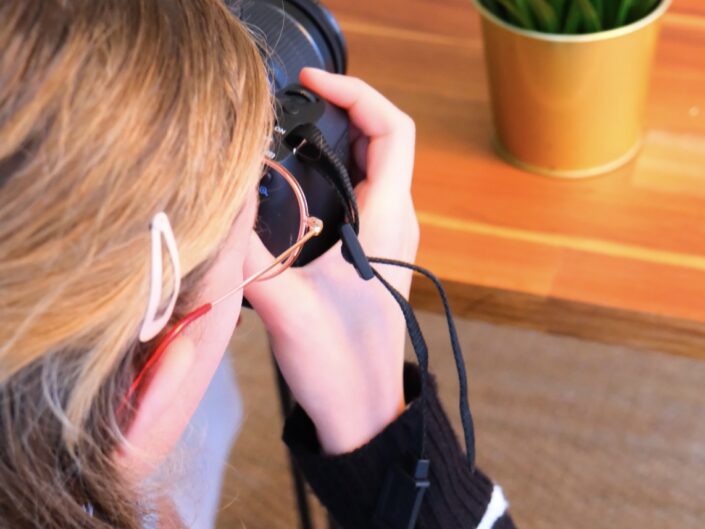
left=0, top=0, right=273, bottom=527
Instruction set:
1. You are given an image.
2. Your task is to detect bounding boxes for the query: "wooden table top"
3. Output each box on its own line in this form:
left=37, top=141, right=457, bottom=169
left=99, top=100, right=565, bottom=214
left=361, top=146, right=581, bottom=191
left=325, top=0, right=705, bottom=325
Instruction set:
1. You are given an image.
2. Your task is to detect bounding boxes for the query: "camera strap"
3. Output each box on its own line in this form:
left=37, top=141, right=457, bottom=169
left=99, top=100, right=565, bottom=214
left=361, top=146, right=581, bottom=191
left=289, top=124, right=476, bottom=529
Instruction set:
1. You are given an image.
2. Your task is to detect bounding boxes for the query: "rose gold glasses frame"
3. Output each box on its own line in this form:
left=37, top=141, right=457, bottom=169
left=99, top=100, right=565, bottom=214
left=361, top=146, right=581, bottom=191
left=122, top=159, right=323, bottom=409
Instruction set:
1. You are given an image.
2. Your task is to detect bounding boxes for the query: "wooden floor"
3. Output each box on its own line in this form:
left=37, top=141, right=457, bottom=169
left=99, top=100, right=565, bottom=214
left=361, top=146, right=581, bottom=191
left=325, top=0, right=705, bottom=324
left=217, top=309, right=705, bottom=529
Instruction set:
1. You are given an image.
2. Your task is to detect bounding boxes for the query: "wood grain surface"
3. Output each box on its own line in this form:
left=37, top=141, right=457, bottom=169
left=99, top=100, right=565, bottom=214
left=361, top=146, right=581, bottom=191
left=323, top=0, right=705, bottom=323
left=411, top=278, right=705, bottom=360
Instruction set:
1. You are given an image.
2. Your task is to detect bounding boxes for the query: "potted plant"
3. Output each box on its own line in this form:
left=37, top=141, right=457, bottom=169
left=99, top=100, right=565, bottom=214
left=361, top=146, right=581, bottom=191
left=474, top=0, right=671, bottom=178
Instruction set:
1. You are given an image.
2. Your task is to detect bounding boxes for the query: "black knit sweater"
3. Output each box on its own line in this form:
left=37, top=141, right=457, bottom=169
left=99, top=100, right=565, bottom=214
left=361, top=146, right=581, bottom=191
left=283, top=363, right=516, bottom=529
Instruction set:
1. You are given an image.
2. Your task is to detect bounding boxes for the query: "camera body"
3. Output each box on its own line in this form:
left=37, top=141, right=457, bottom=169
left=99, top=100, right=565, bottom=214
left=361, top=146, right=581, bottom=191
left=237, top=0, right=358, bottom=265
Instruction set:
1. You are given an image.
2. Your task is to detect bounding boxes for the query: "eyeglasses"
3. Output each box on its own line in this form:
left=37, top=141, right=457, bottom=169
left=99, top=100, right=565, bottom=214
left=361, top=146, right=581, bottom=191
left=122, top=159, right=322, bottom=410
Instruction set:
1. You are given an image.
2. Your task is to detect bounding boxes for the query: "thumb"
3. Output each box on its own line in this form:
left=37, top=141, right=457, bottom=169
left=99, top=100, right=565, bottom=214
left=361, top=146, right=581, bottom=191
left=243, top=232, right=302, bottom=327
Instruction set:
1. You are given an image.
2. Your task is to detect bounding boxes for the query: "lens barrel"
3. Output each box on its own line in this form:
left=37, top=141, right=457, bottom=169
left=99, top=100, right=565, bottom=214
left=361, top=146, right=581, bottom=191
left=239, top=0, right=347, bottom=87
left=236, top=0, right=354, bottom=267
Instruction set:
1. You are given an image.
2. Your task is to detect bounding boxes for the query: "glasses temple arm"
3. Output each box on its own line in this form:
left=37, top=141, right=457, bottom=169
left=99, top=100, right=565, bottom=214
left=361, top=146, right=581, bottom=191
left=210, top=221, right=322, bottom=308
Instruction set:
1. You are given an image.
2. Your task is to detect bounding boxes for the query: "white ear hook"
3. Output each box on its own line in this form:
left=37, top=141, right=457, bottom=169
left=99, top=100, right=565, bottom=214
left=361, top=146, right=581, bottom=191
left=139, top=212, right=181, bottom=342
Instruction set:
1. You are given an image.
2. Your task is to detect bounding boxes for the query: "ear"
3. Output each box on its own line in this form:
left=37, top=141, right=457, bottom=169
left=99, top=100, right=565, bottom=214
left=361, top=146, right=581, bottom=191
left=115, top=335, right=199, bottom=480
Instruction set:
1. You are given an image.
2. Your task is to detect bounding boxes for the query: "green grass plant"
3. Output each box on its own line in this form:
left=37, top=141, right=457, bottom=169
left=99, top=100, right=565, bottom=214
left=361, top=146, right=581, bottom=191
left=479, top=0, right=661, bottom=33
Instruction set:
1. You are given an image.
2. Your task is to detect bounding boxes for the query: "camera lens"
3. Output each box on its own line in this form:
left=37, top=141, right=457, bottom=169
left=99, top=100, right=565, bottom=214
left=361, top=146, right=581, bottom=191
left=239, top=0, right=347, bottom=89
left=236, top=0, right=352, bottom=270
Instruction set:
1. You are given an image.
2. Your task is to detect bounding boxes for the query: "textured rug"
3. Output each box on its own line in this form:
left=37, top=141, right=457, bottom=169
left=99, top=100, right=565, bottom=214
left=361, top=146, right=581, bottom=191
left=215, top=308, right=705, bottom=529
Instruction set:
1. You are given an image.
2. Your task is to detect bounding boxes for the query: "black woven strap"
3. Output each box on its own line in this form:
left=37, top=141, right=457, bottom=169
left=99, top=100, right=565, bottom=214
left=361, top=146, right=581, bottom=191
left=290, top=123, right=477, bottom=529
left=291, top=123, right=476, bottom=467
left=287, top=123, right=359, bottom=231
left=370, top=257, right=476, bottom=468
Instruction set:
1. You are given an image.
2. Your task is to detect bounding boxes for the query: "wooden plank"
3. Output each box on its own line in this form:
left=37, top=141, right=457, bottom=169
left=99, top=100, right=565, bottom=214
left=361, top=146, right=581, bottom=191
left=410, top=278, right=705, bottom=360
left=553, top=247, right=705, bottom=321
left=415, top=223, right=561, bottom=296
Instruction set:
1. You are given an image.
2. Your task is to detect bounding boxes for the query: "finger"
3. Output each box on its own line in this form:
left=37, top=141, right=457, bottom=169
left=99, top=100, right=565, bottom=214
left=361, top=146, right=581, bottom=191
left=349, top=122, right=364, bottom=145
left=300, top=68, right=407, bottom=137
left=299, top=69, right=417, bottom=265
left=300, top=68, right=415, bottom=190
left=352, top=135, right=369, bottom=174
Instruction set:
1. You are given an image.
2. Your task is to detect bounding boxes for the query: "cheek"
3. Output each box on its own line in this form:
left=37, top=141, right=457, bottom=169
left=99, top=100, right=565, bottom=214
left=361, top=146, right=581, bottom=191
left=226, top=190, right=258, bottom=277
left=237, top=189, right=259, bottom=248
left=197, top=191, right=258, bottom=302
left=189, top=189, right=258, bottom=343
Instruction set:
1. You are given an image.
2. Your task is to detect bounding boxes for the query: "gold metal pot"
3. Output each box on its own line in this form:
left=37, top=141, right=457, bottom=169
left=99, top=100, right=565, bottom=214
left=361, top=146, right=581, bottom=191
left=474, top=0, right=671, bottom=178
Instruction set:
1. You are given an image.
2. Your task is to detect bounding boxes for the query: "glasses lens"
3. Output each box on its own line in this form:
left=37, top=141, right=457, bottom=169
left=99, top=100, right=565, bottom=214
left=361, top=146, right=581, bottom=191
left=255, top=162, right=304, bottom=277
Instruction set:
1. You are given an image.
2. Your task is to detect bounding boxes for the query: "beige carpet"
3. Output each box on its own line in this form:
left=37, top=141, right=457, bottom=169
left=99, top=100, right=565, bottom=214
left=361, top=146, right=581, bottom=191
left=216, top=308, right=705, bottom=529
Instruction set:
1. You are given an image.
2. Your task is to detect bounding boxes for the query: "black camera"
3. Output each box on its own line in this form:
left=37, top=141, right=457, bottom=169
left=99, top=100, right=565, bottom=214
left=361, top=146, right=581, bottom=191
left=235, top=0, right=360, bottom=265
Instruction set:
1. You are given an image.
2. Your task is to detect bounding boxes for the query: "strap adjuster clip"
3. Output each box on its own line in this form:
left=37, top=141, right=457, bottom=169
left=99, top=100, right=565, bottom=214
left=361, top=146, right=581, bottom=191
left=340, top=223, right=374, bottom=280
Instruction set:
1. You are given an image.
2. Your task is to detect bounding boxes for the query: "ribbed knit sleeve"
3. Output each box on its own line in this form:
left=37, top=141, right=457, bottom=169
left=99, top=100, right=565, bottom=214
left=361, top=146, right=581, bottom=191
left=282, top=363, right=515, bottom=529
